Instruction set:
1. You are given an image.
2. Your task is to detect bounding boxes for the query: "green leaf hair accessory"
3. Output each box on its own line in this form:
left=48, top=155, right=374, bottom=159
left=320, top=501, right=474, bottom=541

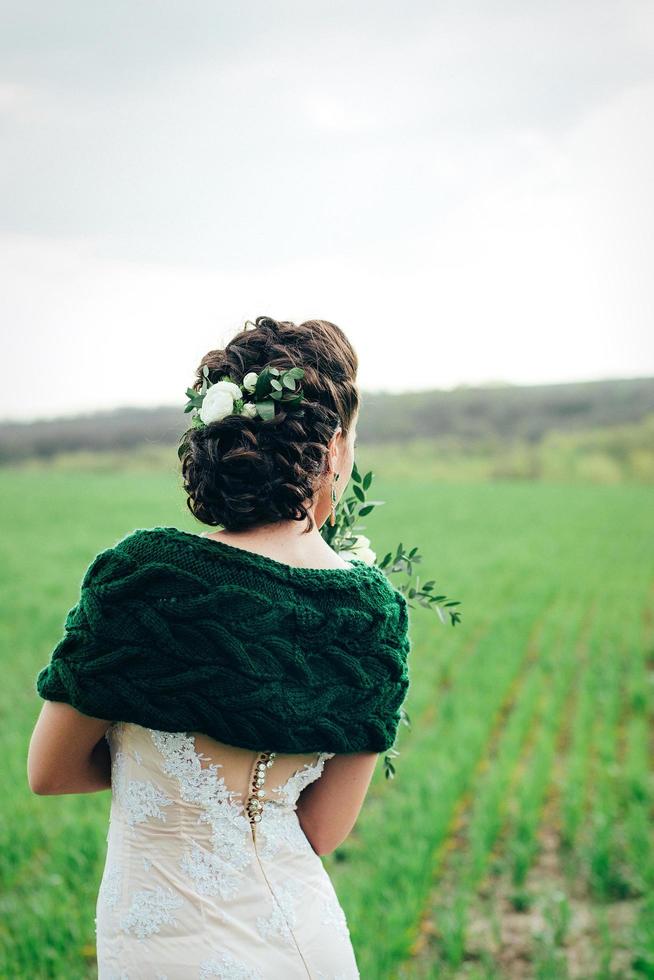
left=182, top=363, right=306, bottom=429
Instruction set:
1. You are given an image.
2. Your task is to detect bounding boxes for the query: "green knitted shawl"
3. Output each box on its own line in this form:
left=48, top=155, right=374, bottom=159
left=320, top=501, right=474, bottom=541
left=36, top=526, right=411, bottom=754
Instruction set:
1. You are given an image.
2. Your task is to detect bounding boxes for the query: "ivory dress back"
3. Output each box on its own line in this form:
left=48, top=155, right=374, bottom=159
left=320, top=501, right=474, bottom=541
left=94, top=721, right=360, bottom=979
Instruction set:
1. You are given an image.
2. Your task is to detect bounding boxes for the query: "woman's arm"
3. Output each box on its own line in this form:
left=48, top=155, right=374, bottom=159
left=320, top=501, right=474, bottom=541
left=27, top=701, right=113, bottom=795
left=295, top=751, right=379, bottom=856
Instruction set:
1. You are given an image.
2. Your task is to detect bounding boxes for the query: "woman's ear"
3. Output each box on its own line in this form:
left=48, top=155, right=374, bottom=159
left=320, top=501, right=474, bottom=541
left=327, top=426, right=343, bottom=463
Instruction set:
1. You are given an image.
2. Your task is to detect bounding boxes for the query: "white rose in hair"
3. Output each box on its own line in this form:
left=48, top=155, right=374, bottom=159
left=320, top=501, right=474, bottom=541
left=199, top=384, right=237, bottom=424
left=213, top=379, right=243, bottom=401
left=338, top=534, right=376, bottom=566
left=242, top=372, right=258, bottom=393
left=240, top=401, right=258, bottom=418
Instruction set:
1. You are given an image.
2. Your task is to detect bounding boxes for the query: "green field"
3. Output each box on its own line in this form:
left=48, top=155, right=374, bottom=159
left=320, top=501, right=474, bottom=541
left=1, top=465, right=652, bottom=978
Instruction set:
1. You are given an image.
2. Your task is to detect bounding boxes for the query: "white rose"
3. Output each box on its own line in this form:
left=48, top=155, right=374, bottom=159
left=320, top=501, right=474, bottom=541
left=240, top=401, right=258, bottom=418
left=199, top=385, right=236, bottom=424
left=242, top=371, right=258, bottom=393
left=339, top=534, right=377, bottom=566
left=212, top=379, right=243, bottom=401
left=353, top=546, right=377, bottom=565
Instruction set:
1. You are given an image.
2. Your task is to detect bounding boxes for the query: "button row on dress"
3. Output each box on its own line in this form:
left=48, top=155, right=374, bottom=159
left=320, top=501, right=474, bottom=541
left=246, top=751, right=277, bottom=824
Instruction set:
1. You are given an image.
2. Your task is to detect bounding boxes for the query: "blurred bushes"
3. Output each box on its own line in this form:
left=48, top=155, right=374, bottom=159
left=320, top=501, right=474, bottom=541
left=1, top=380, right=653, bottom=484
left=356, top=414, right=654, bottom=485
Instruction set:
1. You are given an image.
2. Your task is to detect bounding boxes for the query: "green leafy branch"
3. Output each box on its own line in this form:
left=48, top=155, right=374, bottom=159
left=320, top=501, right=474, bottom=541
left=321, top=459, right=463, bottom=781
left=248, top=365, right=306, bottom=421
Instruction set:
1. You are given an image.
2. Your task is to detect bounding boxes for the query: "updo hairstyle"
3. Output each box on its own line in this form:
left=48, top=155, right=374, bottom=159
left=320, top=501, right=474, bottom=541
left=179, top=316, right=359, bottom=533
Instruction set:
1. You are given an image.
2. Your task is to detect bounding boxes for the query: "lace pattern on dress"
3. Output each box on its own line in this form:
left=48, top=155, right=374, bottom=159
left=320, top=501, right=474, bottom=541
left=148, top=730, right=244, bottom=814
left=255, top=803, right=315, bottom=859
left=198, top=950, right=265, bottom=979
left=269, top=752, right=335, bottom=808
left=112, top=748, right=174, bottom=827
left=179, top=840, right=244, bottom=904
left=319, top=884, right=352, bottom=940
left=148, top=730, right=256, bottom=895
left=119, top=884, right=185, bottom=941
left=148, top=730, right=331, bottom=862
left=255, top=877, right=304, bottom=946
left=98, top=859, right=122, bottom=911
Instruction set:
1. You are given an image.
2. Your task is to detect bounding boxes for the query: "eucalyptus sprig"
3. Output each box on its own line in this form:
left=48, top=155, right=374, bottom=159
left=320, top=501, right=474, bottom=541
left=320, top=459, right=463, bottom=781
left=247, top=364, right=306, bottom=420
left=377, top=542, right=463, bottom=626
left=319, top=459, right=384, bottom=554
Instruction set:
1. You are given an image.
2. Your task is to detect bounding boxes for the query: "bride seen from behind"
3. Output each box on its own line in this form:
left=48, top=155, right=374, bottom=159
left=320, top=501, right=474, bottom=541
left=29, top=315, right=412, bottom=979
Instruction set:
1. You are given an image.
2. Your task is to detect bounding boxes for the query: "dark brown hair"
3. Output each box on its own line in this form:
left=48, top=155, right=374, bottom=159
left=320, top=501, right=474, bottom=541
left=179, top=316, right=359, bottom=533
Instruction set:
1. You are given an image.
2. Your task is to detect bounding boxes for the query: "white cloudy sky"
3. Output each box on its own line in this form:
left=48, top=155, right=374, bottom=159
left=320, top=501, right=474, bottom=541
left=1, top=0, right=653, bottom=422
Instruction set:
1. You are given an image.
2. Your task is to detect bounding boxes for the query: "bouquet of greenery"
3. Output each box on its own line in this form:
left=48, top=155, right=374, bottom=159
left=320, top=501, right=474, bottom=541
left=320, top=461, right=462, bottom=779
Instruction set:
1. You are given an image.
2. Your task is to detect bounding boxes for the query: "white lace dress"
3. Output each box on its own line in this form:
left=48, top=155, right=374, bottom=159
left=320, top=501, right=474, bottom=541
left=94, top=722, right=360, bottom=979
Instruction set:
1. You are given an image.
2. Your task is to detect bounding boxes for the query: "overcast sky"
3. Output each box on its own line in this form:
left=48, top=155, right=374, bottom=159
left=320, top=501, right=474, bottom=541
left=1, top=0, right=653, bottom=422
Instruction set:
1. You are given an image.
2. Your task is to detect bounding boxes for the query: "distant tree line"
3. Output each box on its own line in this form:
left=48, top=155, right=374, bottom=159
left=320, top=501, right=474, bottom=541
left=356, top=376, right=654, bottom=444
left=1, top=377, right=653, bottom=472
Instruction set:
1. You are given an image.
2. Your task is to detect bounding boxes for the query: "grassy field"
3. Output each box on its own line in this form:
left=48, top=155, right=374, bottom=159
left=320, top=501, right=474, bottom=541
left=1, top=464, right=652, bottom=978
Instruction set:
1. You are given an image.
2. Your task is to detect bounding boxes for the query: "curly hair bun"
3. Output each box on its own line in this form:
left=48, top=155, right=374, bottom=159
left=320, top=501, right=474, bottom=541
left=179, top=316, right=359, bottom=533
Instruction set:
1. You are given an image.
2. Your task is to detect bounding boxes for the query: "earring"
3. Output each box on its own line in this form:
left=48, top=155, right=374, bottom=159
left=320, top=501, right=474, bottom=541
left=329, top=472, right=340, bottom=526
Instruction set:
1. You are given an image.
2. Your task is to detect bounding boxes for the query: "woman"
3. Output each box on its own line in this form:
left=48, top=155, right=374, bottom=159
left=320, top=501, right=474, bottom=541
left=28, top=316, right=411, bottom=979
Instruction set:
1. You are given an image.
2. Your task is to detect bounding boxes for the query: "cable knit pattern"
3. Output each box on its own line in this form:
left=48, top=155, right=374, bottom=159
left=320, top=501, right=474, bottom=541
left=35, top=526, right=411, bottom=753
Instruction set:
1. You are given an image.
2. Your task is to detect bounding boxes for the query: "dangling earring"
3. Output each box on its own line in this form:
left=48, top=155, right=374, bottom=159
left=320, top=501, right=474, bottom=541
left=329, top=472, right=340, bottom=526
